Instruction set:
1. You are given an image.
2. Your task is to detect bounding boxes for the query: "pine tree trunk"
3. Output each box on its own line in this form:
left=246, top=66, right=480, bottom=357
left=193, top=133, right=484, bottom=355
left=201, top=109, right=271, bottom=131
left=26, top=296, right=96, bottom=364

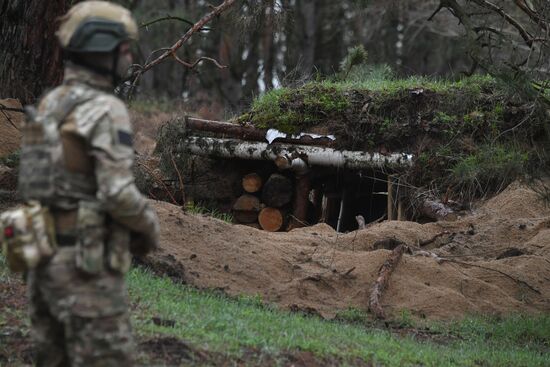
left=0, top=0, right=70, bottom=104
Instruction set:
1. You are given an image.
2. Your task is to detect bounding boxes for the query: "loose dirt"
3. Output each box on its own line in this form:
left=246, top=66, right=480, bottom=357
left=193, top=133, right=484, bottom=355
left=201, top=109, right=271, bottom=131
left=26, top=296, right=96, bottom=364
left=0, top=99, right=23, bottom=158
left=145, top=181, right=550, bottom=320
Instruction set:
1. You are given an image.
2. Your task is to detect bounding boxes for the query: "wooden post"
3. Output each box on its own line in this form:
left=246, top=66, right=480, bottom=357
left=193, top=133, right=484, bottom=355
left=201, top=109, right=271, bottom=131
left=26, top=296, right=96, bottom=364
left=312, top=189, right=323, bottom=223
left=387, top=175, right=395, bottom=221
left=320, top=194, right=329, bottom=223
left=397, top=199, right=405, bottom=221
left=336, top=189, right=348, bottom=232
left=290, top=174, right=311, bottom=228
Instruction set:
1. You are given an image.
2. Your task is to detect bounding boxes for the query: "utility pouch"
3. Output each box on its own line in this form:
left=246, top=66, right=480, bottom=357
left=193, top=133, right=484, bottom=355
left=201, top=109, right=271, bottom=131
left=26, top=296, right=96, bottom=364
left=0, top=201, right=57, bottom=273
left=106, top=222, right=132, bottom=274
left=75, top=201, right=105, bottom=275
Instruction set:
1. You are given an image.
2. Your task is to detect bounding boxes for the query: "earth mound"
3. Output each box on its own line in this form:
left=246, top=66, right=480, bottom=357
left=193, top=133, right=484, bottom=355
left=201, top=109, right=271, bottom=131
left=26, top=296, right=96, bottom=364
left=0, top=99, right=23, bottom=157
left=144, top=182, right=550, bottom=320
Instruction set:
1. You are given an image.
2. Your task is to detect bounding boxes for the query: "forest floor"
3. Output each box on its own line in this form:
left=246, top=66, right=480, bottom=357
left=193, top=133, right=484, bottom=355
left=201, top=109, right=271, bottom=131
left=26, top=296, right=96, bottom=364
left=1, top=82, right=550, bottom=365
left=2, top=251, right=549, bottom=366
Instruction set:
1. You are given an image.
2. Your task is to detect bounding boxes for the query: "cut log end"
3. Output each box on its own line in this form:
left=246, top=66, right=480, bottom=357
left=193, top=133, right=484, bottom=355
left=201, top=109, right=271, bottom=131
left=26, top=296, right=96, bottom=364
left=242, top=173, right=263, bottom=193
left=232, top=194, right=261, bottom=224
left=262, top=173, right=293, bottom=207
left=258, top=207, right=284, bottom=232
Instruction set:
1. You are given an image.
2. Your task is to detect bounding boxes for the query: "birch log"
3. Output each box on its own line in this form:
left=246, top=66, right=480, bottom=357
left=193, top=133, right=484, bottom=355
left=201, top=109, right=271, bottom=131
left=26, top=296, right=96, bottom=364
left=181, top=137, right=414, bottom=169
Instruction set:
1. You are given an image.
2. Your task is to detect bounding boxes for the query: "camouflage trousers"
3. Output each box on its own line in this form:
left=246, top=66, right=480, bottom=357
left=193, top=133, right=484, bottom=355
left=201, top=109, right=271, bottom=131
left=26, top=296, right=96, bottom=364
left=27, top=247, right=134, bottom=366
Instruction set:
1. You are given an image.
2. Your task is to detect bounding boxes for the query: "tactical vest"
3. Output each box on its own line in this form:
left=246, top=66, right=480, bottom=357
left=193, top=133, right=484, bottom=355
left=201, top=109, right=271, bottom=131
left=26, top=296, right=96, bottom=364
left=19, top=89, right=98, bottom=210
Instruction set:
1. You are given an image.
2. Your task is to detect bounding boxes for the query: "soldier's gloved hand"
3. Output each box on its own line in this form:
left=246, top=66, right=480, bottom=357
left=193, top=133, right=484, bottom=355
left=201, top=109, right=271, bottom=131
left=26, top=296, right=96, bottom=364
left=130, top=229, right=158, bottom=256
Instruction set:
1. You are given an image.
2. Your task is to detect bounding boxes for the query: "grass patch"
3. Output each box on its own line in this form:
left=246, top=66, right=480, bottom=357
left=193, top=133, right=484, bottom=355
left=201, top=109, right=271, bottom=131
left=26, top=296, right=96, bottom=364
left=128, top=266, right=550, bottom=366
left=235, top=67, right=546, bottom=201
left=1, top=256, right=548, bottom=366
left=185, top=201, right=233, bottom=223
left=449, top=144, right=529, bottom=198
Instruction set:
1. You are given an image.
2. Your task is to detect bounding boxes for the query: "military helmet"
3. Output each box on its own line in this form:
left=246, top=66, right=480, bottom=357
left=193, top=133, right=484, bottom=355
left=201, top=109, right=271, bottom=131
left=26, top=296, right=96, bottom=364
left=57, top=1, right=138, bottom=53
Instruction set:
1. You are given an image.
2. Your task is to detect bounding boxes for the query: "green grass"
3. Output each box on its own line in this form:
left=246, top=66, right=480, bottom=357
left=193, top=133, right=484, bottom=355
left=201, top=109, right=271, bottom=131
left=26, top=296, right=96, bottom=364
left=450, top=144, right=529, bottom=197
left=2, top=253, right=548, bottom=366
left=185, top=201, right=233, bottom=223
left=128, top=267, right=550, bottom=366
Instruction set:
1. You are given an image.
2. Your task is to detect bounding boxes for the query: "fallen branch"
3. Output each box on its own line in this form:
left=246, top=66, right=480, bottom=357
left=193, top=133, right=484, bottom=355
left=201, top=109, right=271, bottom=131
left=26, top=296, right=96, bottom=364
left=418, top=231, right=450, bottom=247
left=368, top=244, right=406, bottom=319
left=407, top=247, right=541, bottom=294
left=442, top=259, right=541, bottom=294
left=0, top=103, right=24, bottom=113
left=184, top=117, right=336, bottom=147
left=136, top=160, right=178, bottom=205
left=170, top=150, right=186, bottom=206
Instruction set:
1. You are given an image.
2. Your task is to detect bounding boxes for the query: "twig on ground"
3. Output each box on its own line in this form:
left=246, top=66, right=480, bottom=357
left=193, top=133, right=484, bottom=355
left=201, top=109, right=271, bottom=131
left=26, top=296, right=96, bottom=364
left=442, top=259, right=541, bottom=294
left=170, top=150, right=186, bottom=206
left=0, top=105, right=21, bottom=131
left=418, top=231, right=450, bottom=247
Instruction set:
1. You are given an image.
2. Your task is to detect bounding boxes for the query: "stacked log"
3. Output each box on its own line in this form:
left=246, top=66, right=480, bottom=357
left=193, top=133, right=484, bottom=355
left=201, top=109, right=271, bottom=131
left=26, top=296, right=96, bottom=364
left=232, top=194, right=261, bottom=224
left=242, top=173, right=262, bottom=193
left=232, top=172, right=294, bottom=232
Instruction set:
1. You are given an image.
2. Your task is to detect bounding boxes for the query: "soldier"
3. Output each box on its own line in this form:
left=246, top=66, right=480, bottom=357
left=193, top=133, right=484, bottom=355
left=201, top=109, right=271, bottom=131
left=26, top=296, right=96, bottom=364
left=18, top=1, right=159, bottom=365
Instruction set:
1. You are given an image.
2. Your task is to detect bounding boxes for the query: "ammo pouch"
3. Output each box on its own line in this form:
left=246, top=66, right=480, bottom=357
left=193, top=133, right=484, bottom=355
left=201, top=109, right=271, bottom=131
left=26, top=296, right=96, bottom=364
left=74, top=202, right=132, bottom=275
left=75, top=201, right=106, bottom=275
left=0, top=201, right=56, bottom=273
left=106, top=222, right=132, bottom=274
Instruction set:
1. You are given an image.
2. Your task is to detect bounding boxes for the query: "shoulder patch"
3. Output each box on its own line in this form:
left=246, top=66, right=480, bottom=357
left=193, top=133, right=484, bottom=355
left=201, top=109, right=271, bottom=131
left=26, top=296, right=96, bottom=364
left=117, top=130, right=133, bottom=147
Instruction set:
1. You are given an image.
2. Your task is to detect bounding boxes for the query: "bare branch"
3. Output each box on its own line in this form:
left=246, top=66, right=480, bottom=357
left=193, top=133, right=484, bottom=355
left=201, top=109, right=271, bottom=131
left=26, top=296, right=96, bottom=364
left=469, top=0, right=534, bottom=46
left=172, top=51, right=227, bottom=69
left=130, top=0, right=237, bottom=94
left=513, top=0, right=548, bottom=31
left=140, top=15, right=210, bottom=31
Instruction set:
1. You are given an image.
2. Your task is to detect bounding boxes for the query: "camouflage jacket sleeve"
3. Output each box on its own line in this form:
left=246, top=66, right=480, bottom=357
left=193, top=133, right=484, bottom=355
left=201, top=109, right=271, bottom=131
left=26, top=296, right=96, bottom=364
left=72, top=93, right=159, bottom=253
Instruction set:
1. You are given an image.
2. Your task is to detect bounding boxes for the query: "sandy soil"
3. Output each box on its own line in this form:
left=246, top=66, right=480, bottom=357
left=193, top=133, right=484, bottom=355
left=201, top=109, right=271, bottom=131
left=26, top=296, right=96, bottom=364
left=145, top=182, right=550, bottom=320
left=0, top=99, right=23, bottom=157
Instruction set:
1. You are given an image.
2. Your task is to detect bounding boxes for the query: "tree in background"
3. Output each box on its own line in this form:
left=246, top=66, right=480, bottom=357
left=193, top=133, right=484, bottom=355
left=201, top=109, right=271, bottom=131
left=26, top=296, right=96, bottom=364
left=0, top=0, right=72, bottom=104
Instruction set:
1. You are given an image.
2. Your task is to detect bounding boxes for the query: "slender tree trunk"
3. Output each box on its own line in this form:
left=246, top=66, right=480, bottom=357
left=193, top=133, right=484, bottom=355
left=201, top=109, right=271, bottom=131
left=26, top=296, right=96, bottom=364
left=0, top=0, right=71, bottom=104
left=262, top=0, right=276, bottom=90
left=298, top=0, right=317, bottom=77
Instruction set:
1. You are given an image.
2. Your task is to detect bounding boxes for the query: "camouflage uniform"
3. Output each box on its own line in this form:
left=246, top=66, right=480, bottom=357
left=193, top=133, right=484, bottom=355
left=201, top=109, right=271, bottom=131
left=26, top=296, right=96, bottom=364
left=25, top=62, right=159, bottom=366
left=18, top=2, right=160, bottom=360
left=17, top=3, right=158, bottom=364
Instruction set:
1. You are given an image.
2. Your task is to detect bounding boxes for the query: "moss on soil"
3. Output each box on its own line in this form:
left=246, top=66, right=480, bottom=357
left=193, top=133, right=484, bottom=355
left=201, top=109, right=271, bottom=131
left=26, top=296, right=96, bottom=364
left=237, top=72, right=547, bottom=199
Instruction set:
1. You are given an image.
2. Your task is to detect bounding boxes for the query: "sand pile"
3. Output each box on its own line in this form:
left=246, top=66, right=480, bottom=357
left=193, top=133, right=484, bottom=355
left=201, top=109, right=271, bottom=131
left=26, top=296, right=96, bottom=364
left=145, top=182, right=550, bottom=320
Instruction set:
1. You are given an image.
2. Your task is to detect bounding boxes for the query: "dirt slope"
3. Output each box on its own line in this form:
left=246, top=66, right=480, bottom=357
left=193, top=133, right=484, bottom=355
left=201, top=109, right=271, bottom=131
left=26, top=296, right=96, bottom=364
left=145, top=182, right=550, bottom=320
left=0, top=99, right=23, bottom=157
